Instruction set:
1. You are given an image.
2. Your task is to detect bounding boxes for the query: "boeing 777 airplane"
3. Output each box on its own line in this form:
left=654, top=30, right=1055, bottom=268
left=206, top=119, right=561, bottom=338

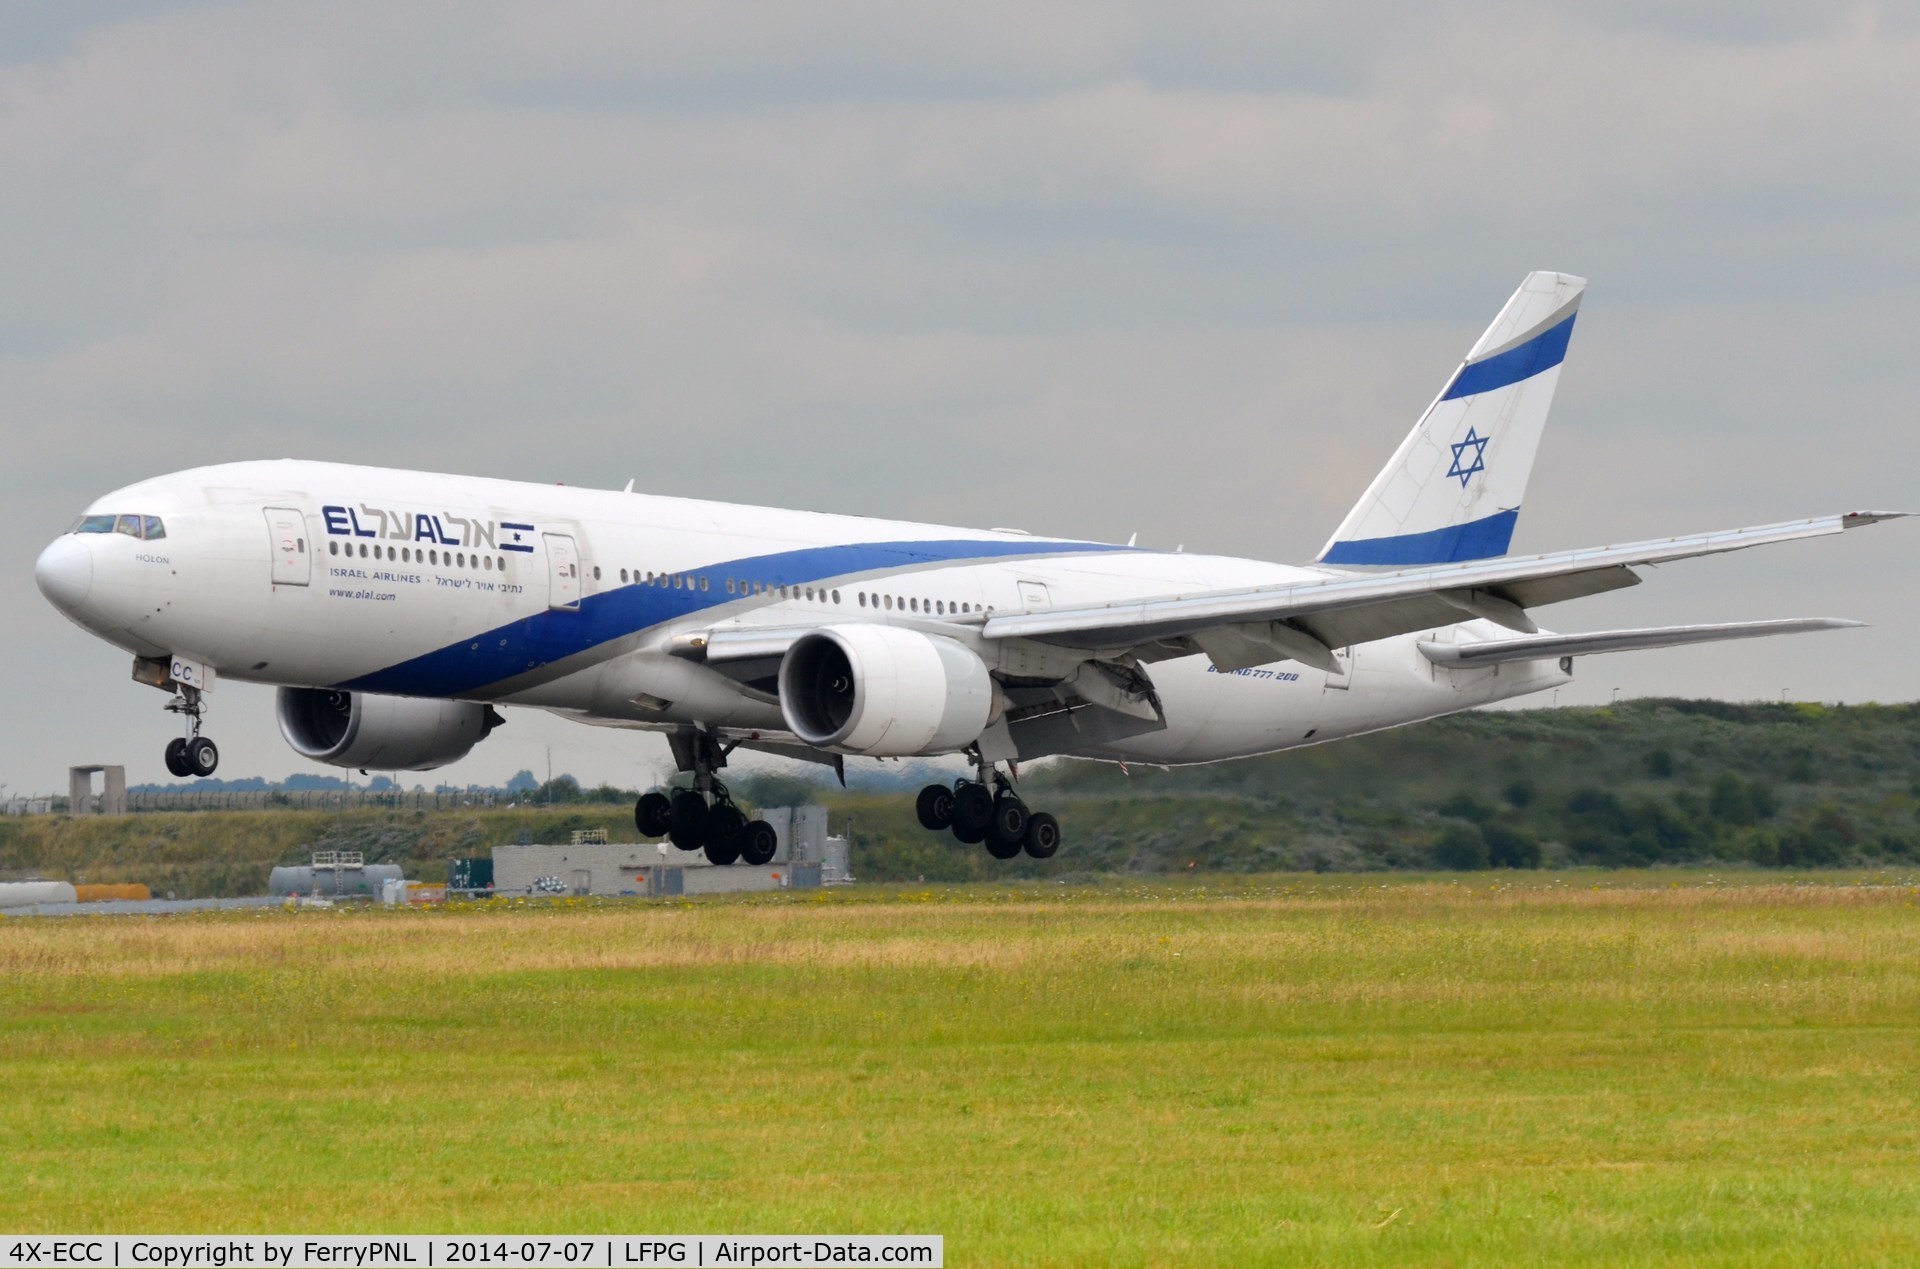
left=35, top=272, right=1903, bottom=865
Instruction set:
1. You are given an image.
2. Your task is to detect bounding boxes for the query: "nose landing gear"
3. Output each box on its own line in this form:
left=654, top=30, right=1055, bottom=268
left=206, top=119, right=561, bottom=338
left=917, top=756, right=1062, bottom=861
left=162, top=685, right=219, bottom=778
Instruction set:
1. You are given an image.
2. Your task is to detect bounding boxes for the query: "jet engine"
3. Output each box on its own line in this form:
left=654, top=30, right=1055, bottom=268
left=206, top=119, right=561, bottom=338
left=778, top=625, right=995, bottom=757
left=276, top=688, right=503, bottom=770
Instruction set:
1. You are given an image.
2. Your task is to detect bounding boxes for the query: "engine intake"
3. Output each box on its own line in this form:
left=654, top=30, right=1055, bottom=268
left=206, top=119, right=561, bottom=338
left=277, top=688, right=502, bottom=771
left=778, top=625, right=995, bottom=757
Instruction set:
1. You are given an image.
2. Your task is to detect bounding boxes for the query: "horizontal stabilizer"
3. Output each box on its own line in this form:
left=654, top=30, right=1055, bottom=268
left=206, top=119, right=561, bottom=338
left=1417, top=618, right=1865, bottom=668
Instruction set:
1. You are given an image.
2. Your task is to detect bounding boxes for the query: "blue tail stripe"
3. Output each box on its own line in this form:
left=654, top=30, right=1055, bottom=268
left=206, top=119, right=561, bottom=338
left=1319, top=508, right=1519, bottom=566
left=339, top=537, right=1136, bottom=698
left=1441, top=313, right=1576, bottom=401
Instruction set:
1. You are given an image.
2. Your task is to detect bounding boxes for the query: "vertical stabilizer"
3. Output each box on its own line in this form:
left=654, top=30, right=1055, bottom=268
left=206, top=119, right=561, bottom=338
left=1317, top=271, right=1584, bottom=567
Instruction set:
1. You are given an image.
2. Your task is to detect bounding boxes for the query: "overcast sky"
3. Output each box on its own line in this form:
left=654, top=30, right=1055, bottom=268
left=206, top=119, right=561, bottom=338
left=4, top=2, right=1916, bottom=796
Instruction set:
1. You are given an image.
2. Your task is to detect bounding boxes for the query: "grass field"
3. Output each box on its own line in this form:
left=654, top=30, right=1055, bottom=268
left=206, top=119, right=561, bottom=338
left=3, top=873, right=1918, bottom=1264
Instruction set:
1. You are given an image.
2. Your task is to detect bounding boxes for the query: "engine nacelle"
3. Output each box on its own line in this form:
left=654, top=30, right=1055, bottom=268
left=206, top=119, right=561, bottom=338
left=778, top=625, right=995, bottom=757
left=277, top=688, right=502, bottom=770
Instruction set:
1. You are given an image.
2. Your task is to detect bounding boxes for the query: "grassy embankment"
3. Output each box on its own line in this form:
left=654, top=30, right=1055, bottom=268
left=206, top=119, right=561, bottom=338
left=3, top=873, right=1918, bottom=1263
left=5, top=699, right=1918, bottom=894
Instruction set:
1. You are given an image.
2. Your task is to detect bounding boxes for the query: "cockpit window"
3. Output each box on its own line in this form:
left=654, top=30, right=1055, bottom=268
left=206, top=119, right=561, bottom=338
left=71, top=513, right=166, bottom=539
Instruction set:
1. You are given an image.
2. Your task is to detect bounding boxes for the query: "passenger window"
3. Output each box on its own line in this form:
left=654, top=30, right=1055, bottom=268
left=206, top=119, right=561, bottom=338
left=701, top=576, right=709, bottom=592
left=858, top=592, right=867, bottom=607
left=298, top=539, right=306, bottom=554
left=430, top=550, right=438, bottom=565
left=909, top=598, right=919, bottom=612
left=832, top=590, right=841, bottom=604
left=76, top=515, right=117, bottom=534
left=116, top=514, right=140, bottom=537
left=400, top=547, right=409, bottom=562
left=142, top=516, right=166, bottom=540
left=497, top=557, right=505, bottom=571
left=486, top=556, right=493, bottom=571
left=884, top=595, right=894, bottom=610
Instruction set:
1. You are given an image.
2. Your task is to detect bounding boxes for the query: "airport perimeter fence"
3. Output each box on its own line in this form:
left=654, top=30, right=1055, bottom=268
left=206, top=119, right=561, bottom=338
left=4, top=791, right=642, bottom=816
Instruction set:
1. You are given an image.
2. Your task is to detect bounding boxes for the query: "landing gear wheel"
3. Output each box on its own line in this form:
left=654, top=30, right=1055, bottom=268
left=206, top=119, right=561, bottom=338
left=1023, top=812, right=1061, bottom=859
left=706, top=804, right=748, bottom=855
left=953, top=782, right=994, bottom=836
left=952, top=817, right=987, bottom=845
left=164, top=738, right=190, bottom=778
left=985, top=831, right=1023, bottom=860
left=704, top=837, right=741, bottom=867
left=635, top=791, right=673, bottom=838
left=740, top=820, right=778, bottom=867
left=916, top=784, right=956, bottom=831
left=989, top=796, right=1029, bottom=845
left=668, top=790, right=709, bottom=851
left=185, top=736, right=219, bottom=778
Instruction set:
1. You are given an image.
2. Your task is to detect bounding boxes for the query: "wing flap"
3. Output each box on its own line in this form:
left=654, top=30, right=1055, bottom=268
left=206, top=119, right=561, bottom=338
left=1418, top=618, right=1865, bottom=667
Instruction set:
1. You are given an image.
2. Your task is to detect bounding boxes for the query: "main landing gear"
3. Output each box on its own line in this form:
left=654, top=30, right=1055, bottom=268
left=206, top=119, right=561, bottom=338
left=917, top=763, right=1060, bottom=861
left=635, top=778, right=779, bottom=868
left=161, top=685, right=220, bottom=778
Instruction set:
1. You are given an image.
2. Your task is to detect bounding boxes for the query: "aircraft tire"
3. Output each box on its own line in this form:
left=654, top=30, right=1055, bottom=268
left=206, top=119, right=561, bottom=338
left=164, top=738, right=190, bottom=778
left=186, top=736, right=219, bottom=778
left=704, top=838, right=741, bottom=867
left=916, top=784, right=956, bottom=831
left=953, top=782, right=994, bottom=836
left=952, top=817, right=988, bottom=845
left=706, top=803, right=748, bottom=854
left=989, top=795, right=1029, bottom=845
left=984, top=830, right=1023, bottom=860
left=635, top=791, right=673, bottom=838
left=1023, top=812, right=1061, bottom=859
left=668, top=790, right=708, bottom=851
left=740, top=820, right=778, bottom=867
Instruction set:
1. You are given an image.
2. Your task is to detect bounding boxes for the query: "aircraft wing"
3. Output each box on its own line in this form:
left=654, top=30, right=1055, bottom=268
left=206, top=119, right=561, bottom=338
left=1417, top=618, right=1864, bottom=668
left=980, top=512, right=1903, bottom=670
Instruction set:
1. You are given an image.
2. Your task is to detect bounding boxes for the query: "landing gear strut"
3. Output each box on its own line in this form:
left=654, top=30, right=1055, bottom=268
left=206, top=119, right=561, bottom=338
left=162, top=686, right=219, bottom=778
left=918, top=752, right=1062, bottom=861
left=632, top=729, right=779, bottom=867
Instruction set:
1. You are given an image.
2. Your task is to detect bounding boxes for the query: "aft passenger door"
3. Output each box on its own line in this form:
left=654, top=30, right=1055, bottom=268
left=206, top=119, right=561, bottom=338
left=264, top=507, right=310, bottom=587
left=545, top=533, right=582, bottom=611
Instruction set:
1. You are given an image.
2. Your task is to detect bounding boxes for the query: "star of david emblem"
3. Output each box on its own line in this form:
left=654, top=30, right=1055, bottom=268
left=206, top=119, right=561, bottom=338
left=1447, top=426, right=1489, bottom=487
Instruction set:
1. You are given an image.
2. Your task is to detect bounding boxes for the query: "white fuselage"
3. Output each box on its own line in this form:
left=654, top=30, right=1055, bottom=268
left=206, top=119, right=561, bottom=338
left=38, top=459, right=1569, bottom=768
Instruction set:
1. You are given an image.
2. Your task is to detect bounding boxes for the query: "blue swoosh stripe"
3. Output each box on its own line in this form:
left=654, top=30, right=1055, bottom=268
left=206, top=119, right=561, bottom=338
left=1440, top=313, right=1576, bottom=401
left=339, top=537, right=1136, bottom=698
left=1319, top=508, right=1519, bottom=566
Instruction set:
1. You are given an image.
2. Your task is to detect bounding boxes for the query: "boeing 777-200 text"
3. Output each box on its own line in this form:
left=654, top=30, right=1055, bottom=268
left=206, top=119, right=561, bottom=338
left=34, top=273, right=1905, bottom=864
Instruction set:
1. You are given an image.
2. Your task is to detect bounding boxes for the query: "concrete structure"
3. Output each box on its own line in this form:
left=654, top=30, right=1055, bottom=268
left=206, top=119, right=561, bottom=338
left=823, top=836, right=853, bottom=885
left=68, top=765, right=126, bottom=817
left=487, top=806, right=842, bottom=899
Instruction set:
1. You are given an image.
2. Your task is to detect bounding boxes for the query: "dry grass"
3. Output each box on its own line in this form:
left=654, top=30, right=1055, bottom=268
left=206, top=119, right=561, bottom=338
left=3, top=872, right=1919, bottom=1265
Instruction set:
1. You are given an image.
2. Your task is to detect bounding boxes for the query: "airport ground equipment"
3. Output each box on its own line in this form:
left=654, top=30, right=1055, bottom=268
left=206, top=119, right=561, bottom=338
left=269, top=850, right=402, bottom=899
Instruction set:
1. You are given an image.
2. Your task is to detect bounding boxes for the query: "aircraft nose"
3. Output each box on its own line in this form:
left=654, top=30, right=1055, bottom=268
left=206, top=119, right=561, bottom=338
left=35, top=535, right=93, bottom=613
